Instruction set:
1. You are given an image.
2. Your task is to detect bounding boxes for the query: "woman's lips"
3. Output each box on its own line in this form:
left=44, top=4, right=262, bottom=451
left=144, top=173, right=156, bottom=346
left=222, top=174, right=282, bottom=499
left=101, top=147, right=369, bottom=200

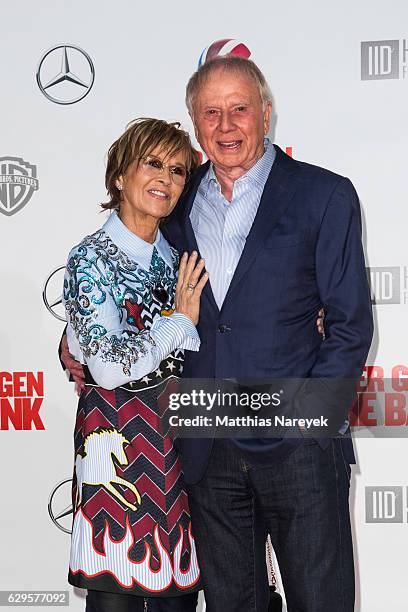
left=147, top=188, right=170, bottom=200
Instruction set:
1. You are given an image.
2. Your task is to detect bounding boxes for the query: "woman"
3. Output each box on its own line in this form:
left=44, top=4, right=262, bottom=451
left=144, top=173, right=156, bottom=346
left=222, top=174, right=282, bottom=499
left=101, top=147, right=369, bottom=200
left=63, top=118, right=208, bottom=612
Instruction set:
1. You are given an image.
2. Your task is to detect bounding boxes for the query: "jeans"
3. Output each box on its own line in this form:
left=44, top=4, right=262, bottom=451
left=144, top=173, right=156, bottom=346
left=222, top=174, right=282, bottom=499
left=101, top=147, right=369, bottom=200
left=85, top=589, right=198, bottom=612
left=187, top=438, right=354, bottom=612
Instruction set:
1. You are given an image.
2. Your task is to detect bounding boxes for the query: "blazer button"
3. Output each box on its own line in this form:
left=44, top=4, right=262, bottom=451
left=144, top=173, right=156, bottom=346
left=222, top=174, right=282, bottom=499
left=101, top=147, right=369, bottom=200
left=218, top=324, right=231, bottom=333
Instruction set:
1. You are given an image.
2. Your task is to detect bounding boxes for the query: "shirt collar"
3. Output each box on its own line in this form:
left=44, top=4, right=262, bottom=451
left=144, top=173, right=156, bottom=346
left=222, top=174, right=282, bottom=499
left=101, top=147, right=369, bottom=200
left=201, top=138, right=276, bottom=197
left=102, top=210, right=174, bottom=270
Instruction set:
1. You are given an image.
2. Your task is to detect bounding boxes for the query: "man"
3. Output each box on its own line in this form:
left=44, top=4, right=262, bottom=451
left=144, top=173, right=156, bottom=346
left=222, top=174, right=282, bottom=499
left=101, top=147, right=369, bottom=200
left=63, top=57, right=373, bottom=611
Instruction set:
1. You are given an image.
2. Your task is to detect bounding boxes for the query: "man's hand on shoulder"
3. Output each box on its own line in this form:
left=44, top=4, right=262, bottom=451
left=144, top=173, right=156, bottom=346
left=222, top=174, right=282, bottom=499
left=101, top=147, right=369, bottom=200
left=61, top=334, right=85, bottom=394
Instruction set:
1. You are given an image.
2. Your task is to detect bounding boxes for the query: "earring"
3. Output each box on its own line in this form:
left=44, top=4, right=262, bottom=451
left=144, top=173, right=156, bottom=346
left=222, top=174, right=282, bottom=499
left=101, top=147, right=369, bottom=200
left=116, top=183, right=123, bottom=191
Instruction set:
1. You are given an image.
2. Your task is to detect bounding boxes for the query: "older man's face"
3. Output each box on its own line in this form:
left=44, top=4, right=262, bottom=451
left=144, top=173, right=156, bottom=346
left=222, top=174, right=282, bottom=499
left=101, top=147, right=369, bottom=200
left=192, top=68, right=272, bottom=174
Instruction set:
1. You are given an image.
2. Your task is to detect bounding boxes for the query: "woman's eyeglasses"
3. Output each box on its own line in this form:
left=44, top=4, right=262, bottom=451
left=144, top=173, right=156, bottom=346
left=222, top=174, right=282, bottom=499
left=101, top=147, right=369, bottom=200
left=140, top=156, right=188, bottom=186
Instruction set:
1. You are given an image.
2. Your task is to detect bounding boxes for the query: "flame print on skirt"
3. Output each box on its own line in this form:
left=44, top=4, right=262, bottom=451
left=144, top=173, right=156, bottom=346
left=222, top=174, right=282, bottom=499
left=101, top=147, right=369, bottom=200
left=69, top=509, right=200, bottom=591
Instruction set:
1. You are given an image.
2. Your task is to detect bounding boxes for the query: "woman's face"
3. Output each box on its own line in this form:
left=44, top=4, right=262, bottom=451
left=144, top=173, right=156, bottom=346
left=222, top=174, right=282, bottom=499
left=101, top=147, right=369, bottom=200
left=118, top=146, right=188, bottom=224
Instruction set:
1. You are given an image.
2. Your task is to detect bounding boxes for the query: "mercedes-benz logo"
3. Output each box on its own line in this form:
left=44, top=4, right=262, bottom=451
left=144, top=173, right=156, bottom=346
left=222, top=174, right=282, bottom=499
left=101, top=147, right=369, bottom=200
left=36, top=44, right=95, bottom=105
left=48, top=478, right=73, bottom=534
left=43, top=265, right=66, bottom=321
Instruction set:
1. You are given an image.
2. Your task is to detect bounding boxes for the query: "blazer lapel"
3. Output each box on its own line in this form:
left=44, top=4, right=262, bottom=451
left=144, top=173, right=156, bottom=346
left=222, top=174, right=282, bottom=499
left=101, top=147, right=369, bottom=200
left=220, top=146, right=299, bottom=314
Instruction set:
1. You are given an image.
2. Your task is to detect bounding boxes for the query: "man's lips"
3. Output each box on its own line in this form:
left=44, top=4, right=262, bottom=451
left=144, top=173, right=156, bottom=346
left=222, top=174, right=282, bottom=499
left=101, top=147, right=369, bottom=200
left=147, top=188, right=170, bottom=200
left=217, top=140, right=242, bottom=150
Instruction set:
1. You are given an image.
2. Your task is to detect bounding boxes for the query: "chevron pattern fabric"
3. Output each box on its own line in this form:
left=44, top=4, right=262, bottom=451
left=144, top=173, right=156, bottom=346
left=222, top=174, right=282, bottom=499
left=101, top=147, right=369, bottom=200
left=69, top=355, right=200, bottom=596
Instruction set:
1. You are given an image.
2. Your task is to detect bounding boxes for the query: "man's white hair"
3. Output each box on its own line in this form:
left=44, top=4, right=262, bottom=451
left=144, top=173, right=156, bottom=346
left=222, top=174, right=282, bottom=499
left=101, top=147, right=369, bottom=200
left=185, top=56, right=273, bottom=119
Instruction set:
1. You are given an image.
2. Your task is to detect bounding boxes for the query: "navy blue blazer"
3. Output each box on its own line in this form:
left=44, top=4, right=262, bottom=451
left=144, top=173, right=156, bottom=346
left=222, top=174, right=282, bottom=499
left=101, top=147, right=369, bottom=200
left=163, top=145, right=374, bottom=484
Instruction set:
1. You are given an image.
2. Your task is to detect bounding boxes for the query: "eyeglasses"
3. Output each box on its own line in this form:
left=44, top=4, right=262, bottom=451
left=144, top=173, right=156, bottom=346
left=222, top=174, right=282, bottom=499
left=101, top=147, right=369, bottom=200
left=140, top=155, right=188, bottom=186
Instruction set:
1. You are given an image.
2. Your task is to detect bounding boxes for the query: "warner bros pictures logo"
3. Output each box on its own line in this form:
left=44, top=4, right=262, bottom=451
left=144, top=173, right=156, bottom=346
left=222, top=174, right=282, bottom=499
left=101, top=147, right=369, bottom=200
left=0, top=156, right=39, bottom=216
left=365, top=486, right=407, bottom=523
left=361, top=39, right=407, bottom=80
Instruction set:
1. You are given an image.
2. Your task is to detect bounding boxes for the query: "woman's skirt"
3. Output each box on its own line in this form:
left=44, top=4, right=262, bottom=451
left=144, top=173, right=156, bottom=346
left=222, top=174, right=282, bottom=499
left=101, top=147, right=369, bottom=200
left=68, top=364, right=200, bottom=598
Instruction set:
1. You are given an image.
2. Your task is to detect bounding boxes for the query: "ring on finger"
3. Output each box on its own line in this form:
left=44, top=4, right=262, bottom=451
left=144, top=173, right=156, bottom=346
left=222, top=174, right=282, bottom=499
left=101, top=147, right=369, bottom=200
left=187, top=282, right=196, bottom=291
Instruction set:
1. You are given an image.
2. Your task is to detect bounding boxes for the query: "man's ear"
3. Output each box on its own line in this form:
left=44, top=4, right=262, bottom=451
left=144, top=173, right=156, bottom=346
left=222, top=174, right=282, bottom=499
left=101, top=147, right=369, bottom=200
left=191, top=116, right=200, bottom=143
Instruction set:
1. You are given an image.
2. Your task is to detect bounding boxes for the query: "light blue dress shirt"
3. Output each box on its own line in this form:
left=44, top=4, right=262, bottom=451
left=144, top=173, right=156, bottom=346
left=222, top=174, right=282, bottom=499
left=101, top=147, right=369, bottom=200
left=190, top=139, right=276, bottom=309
